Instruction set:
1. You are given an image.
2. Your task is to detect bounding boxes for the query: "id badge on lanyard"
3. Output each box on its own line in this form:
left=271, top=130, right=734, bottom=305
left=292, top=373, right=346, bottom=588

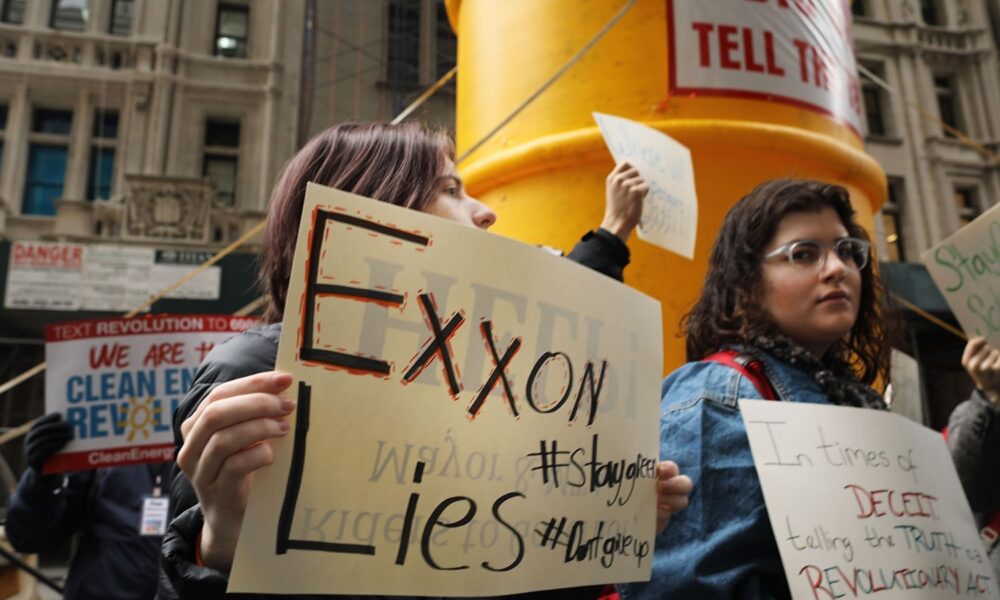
left=139, top=473, right=169, bottom=537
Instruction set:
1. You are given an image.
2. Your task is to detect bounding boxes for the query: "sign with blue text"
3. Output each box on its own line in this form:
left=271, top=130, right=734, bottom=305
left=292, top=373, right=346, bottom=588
left=229, top=184, right=663, bottom=596
left=44, top=314, right=261, bottom=473
left=593, top=112, right=698, bottom=259
left=741, top=400, right=997, bottom=599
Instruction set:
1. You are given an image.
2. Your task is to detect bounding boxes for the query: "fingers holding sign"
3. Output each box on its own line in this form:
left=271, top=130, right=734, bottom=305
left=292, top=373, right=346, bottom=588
left=177, top=370, right=295, bottom=571
left=655, top=460, right=693, bottom=535
left=602, top=162, right=650, bottom=242
left=961, top=337, right=1000, bottom=405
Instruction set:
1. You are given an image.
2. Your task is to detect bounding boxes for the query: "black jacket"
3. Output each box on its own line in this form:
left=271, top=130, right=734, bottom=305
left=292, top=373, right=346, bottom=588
left=158, top=231, right=629, bottom=599
left=947, top=390, right=1000, bottom=577
left=6, top=462, right=172, bottom=600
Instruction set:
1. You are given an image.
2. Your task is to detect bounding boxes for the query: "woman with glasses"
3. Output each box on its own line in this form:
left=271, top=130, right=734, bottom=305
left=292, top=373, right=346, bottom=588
left=619, top=179, right=892, bottom=599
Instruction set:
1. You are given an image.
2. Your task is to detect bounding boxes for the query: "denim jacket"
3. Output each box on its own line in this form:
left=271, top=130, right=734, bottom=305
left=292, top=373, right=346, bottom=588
left=619, top=348, right=832, bottom=600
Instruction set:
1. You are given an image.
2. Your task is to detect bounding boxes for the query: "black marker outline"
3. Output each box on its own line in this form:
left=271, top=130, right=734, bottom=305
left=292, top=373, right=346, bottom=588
left=300, top=210, right=429, bottom=375
left=274, top=382, right=376, bottom=556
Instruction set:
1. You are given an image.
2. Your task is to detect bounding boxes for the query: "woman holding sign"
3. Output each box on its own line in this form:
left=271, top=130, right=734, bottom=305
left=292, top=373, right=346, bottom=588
left=619, top=179, right=892, bottom=599
left=159, top=122, right=692, bottom=599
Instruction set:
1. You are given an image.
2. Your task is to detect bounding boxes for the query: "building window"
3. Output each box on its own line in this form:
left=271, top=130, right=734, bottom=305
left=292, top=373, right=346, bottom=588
left=435, top=1, right=456, bottom=80
left=203, top=119, right=240, bottom=206
left=1, top=0, right=26, bottom=24
left=214, top=3, right=249, bottom=58
left=852, top=0, right=869, bottom=17
left=387, top=0, right=421, bottom=88
left=50, top=0, right=88, bottom=31
left=881, top=178, right=906, bottom=262
left=0, top=104, right=7, bottom=172
left=955, top=187, right=979, bottom=227
left=32, top=108, right=73, bottom=135
left=87, top=109, right=118, bottom=200
left=109, top=0, right=133, bottom=35
left=860, top=62, right=890, bottom=137
left=23, top=108, right=72, bottom=215
left=920, top=0, right=944, bottom=26
left=934, top=75, right=961, bottom=138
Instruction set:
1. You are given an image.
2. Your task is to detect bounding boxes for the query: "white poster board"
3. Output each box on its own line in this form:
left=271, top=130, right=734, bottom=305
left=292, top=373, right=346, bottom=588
left=4, top=242, right=222, bottom=311
left=922, top=201, right=1000, bottom=348
left=668, top=0, right=863, bottom=136
left=44, top=314, right=261, bottom=473
left=741, top=400, right=997, bottom=599
left=593, top=112, right=698, bottom=259
left=229, top=185, right=663, bottom=596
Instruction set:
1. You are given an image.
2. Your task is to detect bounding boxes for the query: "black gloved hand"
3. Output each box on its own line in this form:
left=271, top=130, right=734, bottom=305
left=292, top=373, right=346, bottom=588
left=24, top=413, right=74, bottom=472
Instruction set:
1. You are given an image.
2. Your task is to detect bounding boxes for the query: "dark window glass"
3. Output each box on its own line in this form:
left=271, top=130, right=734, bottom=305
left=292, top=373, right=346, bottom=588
left=0, top=104, right=7, bottom=130
left=23, top=144, right=68, bottom=215
left=862, top=86, right=885, bottom=136
left=852, top=0, right=868, bottom=17
left=0, top=141, right=4, bottom=174
left=93, top=110, right=119, bottom=138
left=435, top=1, right=456, bottom=79
left=215, top=4, right=249, bottom=58
left=2, top=0, right=26, bottom=24
left=32, top=108, right=73, bottom=135
left=204, top=154, right=237, bottom=206
left=87, top=147, right=115, bottom=200
left=955, top=188, right=978, bottom=226
left=882, top=179, right=906, bottom=262
left=109, top=0, right=134, bottom=35
left=387, top=0, right=421, bottom=87
left=51, top=0, right=88, bottom=31
left=921, top=0, right=942, bottom=25
left=934, top=76, right=959, bottom=137
left=205, top=120, right=240, bottom=147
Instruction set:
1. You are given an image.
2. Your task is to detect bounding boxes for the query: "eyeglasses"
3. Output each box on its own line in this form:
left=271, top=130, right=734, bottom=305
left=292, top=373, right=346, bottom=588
left=764, top=237, right=871, bottom=270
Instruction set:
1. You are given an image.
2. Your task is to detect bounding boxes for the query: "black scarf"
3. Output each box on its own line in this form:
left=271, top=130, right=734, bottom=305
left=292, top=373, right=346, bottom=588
left=749, top=334, right=887, bottom=410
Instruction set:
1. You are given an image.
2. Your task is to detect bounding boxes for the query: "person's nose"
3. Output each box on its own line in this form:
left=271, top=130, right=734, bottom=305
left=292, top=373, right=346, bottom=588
left=468, top=196, right=496, bottom=230
left=820, top=247, right=848, bottom=282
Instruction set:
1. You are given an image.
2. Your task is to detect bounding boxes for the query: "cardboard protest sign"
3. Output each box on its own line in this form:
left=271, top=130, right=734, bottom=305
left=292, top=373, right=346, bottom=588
left=44, top=314, right=261, bottom=473
left=922, top=201, right=1000, bottom=347
left=593, top=112, right=698, bottom=259
left=229, top=184, right=662, bottom=596
left=740, top=400, right=998, bottom=599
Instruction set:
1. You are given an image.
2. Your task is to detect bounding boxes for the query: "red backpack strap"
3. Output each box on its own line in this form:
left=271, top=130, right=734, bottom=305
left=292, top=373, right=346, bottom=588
left=703, top=350, right=778, bottom=401
left=983, top=512, right=1000, bottom=551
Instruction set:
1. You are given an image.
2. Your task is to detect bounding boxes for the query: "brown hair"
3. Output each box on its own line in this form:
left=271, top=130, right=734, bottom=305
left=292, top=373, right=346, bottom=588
left=259, top=122, right=454, bottom=322
left=683, top=179, right=892, bottom=385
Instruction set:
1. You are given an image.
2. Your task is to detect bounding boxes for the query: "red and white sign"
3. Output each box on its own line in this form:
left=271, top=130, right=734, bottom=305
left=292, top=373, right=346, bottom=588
left=43, top=314, right=261, bottom=473
left=668, top=0, right=863, bottom=136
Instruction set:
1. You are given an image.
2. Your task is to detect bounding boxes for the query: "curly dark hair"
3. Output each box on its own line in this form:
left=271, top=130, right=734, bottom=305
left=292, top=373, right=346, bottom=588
left=683, top=179, right=892, bottom=386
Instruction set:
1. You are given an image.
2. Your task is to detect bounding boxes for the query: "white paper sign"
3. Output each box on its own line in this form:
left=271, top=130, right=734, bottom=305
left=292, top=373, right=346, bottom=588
left=593, top=112, right=698, bottom=259
left=740, top=400, right=997, bottom=599
left=4, top=242, right=222, bottom=312
left=888, top=349, right=924, bottom=425
left=922, top=201, right=1000, bottom=348
left=668, top=0, right=863, bottom=135
left=4, top=242, right=84, bottom=310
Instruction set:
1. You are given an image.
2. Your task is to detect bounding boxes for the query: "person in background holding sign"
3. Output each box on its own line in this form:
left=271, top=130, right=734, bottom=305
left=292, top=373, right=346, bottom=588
left=158, top=122, right=692, bottom=599
left=5, top=413, right=171, bottom=600
left=619, top=179, right=892, bottom=599
left=951, top=337, right=1000, bottom=578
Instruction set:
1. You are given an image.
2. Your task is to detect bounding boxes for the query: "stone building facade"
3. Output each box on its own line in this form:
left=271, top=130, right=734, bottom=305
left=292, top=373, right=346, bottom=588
left=854, top=0, right=1000, bottom=425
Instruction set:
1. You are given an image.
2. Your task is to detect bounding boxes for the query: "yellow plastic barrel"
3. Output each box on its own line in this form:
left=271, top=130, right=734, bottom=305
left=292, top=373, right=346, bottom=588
left=446, top=0, right=886, bottom=372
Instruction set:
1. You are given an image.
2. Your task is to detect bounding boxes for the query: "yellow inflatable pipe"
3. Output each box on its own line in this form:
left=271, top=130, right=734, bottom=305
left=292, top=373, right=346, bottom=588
left=447, top=0, right=887, bottom=372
